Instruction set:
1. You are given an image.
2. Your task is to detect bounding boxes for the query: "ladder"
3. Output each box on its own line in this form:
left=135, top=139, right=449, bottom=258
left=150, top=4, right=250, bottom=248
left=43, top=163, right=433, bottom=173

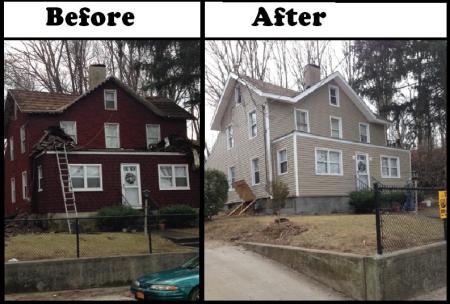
left=55, top=143, right=78, bottom=233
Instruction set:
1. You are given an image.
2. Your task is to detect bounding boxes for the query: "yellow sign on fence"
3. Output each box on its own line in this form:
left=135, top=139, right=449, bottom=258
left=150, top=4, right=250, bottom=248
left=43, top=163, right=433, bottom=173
left=438, top=191, right=447, bottom=220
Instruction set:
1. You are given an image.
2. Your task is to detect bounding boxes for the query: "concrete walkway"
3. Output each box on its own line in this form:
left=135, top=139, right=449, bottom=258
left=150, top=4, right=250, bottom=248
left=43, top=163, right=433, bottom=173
left=205, top=241, right=350, bottom=300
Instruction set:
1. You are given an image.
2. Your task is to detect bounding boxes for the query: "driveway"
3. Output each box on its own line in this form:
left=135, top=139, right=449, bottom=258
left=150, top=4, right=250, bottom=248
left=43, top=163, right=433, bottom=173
left=205, top=241, right=350, bottom=300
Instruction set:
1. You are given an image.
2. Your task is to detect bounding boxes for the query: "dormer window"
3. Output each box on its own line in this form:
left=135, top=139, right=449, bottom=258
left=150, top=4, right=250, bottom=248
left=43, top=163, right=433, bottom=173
left=329, top=85, right=339, bottom=107
left=104, top=89, right=117, bottom=110
left=235, top=86, right=242, bottom=104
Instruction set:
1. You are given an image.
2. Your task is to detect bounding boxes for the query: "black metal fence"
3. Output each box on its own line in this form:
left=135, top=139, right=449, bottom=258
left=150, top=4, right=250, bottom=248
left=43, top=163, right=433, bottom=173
left=5, top=214, right=199, bottom=262
left=374, top=183, right=446, bottom=254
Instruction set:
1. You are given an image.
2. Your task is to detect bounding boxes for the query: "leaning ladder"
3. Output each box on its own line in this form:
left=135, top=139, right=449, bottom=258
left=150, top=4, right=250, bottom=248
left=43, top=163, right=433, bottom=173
left=55, top=143, right=78, bottom=233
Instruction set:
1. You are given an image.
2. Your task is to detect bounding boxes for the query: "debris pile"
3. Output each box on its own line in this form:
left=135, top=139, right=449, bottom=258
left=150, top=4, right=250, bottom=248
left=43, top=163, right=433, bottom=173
left=262, top=221, right=308, bottom=241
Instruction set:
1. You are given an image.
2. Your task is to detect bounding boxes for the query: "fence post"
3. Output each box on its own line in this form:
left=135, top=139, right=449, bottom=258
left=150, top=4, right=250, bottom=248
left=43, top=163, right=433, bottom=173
left=148, top=215, right=152, bottom=254
left=75, top=218, right=80, bottom=258
left=374, top=182, right=383, bottom=255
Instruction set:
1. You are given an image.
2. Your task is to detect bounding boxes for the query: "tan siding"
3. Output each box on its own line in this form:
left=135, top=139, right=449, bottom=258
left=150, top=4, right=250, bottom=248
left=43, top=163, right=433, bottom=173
left=296, top=135, right=411, bottom=196
left=271, top=135, right=296, bottom=197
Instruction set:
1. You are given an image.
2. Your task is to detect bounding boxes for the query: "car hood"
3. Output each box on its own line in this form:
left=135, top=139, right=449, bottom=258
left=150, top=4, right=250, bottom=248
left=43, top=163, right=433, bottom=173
left=138, top=267, right=199, bottom=286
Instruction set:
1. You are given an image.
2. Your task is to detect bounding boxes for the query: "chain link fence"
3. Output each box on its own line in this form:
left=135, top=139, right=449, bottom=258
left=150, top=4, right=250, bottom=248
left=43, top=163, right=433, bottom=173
left=5, top=214, right=199, bottom=262
left=374, top=183, right=446, bottom=254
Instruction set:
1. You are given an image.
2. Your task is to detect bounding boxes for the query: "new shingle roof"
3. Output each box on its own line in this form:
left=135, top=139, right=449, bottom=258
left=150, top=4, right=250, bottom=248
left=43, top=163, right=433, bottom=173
left=240, top=75, right=299, bottom=97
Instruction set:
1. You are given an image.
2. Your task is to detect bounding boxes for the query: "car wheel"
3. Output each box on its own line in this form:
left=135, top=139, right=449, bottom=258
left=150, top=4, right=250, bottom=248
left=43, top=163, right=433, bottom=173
left=189, top=287, right=199, bottom=301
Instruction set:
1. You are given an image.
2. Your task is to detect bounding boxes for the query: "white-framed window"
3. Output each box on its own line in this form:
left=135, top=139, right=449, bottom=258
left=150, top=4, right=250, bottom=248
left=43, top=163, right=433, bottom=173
left=329, top=85, right=340, bottom=106
left=146, top=124, right=161, bottom=146
left=295, top=109, right=310, bottom=132
left=69, top=164, right=103, bottom=191
left=277, top=149, right=288, bottom=175
left=9, top=136, right=14, bottom=161
left=359, top=123, right=370, bottom=143
left=251, top=158, right=260, bottom=185
left=104, top=123, right=120, bottom=148
left=60, top=121, right=77, bottom=144
left=11, top=178, right=16, bottom=204
left=104, top=89, right=117, bottom=110
left=20, top=125, right=26, bottom=153
left=158, top=164, right=190, bottom=190
left=380, top=156, right=400, bottom=178
left=330, top=116, right=342, bottom=139
left=22, top=171, right=28, bottom=199
left=315, top=148, right=343, bottom=176
left=226, top=125, right=234, bottom=149
left=235, top=86, right=242, bottom=104
left=228, top=166, right=236, bottom=190
left=38, top=166, right=43, bottom=192
left=248, top=110, right=257, bottom=138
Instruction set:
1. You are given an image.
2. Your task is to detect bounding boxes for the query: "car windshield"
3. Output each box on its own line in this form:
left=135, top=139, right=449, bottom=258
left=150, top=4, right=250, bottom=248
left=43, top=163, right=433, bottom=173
left=181, top=256, right=199, bottom=269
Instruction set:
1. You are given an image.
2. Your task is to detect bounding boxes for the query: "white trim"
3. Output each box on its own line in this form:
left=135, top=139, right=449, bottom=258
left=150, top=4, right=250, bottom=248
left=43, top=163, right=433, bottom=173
left=293, top=134, right=299, bottom=196
left=22, top=171, right=28, bottom=199
left=37, top=165, right=43, bottom=192
left=121, top=163, right=143, bottom=208
left=247, top=109, right=257, bottom=139
left=330, top=116, right=343, bottom=139
left=226, top=124, right=234, bottom=150
left=355, top=152, right=371, bottom=189
left=104, top=123, right=120, bottom=149
left=104, top=89, right=118, bottom=110
left=11, top=178, right=16, bottom=204
left=20, top=124, right=26, bottom=154
left=250, top=157, right=260, bottom=186
left=45, top=151, right=184, bottom=156
left=9, top=136, right=14, bottom=161
left=294, top=108, right=310, bottom=133
left=264, top=104, right=273, bottom=185
left=68, top=164, right=103, bottom=192
left=146, top=124, right=161, bottom=146
left=158, top=164, right=190, bottom=190
left=380, top=155, right=401, bottom=179
left=314, top=147, right=344, bottom=176
left=273, top=131, right=410, bottom=153
left=359, top=122, right=371, bottom=144
left=60, top=121, right=78, bottom=144
left=328, top=84, right=340, bottom=107
left=277, top=148, right=288, bottom=175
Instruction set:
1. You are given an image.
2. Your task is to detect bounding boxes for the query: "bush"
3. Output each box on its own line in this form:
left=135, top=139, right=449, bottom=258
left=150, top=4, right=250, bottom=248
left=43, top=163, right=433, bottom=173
left=96, top=206, right=142, bottom=232
left=204, top=169, right=229, bottom=219
left=349, top=190, right=375, bottom=214
left=159, top=205, right=197, bottom=228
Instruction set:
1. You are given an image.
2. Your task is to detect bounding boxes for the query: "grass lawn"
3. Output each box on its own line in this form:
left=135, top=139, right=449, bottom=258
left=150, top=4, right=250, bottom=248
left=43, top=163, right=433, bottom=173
left=5, top=232, right=192, bottom=262
left=205, top=213, right=444, bottom=255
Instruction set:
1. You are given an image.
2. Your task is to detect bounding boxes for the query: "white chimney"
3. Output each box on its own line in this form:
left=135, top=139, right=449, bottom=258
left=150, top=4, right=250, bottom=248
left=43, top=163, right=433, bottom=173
left=303, top=64, right=321, bottom=89
left=89, top=64, right=106, bottom=89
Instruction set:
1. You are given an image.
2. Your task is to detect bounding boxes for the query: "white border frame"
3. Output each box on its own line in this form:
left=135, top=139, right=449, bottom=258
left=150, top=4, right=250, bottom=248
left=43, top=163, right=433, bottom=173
left=158, top=164, right=190, bottom=191
left=68, top=164, right=103, bottom=192
left=146, top=124, right=161, bottom=146
left=104, top=89, right=118, bottom=111
left=277, top=148, right=288, bottom=176
left=328, top=84, right=340, bottom=107
left=248, top=109, right=257, bottom=139
left=104, top=123, right=121, bottom=148
left=380, top=155, right=401, bottom=179
left=294, top=108, right=310, bottom=133
left=20, top=124, right=26, bottom=154
left=234, top=86, right=242, bottom=105
left=330, top=116, right=343, bottom=139
left=314, top=147, right=344, bottom=176
left=358, top=122, right=371, bottom=144
left=355, top=152, right=371, bottom=188
left=250, top=157, right=260, bottom=186
left=60, top=121, right=78, bottom=144
left=121, top=163, right=143, bottom=208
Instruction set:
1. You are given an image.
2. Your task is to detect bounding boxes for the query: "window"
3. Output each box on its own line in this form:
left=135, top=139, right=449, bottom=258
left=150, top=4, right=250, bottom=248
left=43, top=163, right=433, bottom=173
left=277, top=149, right=288, bottom=175
left=158, top=164, right=190, bottom=190
left=329, top=85, right=339, bottom=106
left=251, top=158, right=260, bottom=185
left=248, top=110, right=257, bottom=138
left=104, top=89, right=117, bottom=110
left=146, top=124, right=161, bottom=146
left=69, top=164, right=103, bottom=191
left=295, top=109, right=309, bottom=132
left=315, top=148, right=343, bottom=176
left=104, top=123, right=120, bottom=148
left=235, top=86, right=242, bottom=104
left=20, top=125, right=26, bottom=153
left=359, top=123, right=370, bottom=143
left=38, top=166, right=43, bottom=192
left=330, top=116, right=342, bottom=139
left=11, top=178, right=16, bottom=204
left=60, top=121, right=77, bottom=144
left=22, top=171, right=28, bottom=199
left=380, top=156, right=400, bottom=178
left=9, top=137, right=14, bottom=161
left=226, top=125, right=234, bottom=149
left=228, top=166, right=236, bottom=190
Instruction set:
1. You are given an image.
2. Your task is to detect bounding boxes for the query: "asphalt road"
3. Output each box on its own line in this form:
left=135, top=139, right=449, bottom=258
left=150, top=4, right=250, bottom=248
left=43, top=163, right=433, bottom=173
left=205, top=241, right=350, bottom=301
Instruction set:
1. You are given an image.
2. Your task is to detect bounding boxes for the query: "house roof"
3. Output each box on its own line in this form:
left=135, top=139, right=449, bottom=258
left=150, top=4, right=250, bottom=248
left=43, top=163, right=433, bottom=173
left=7, top=76, right=194, bottom=120
left=210, top=72, right=390, bottom=131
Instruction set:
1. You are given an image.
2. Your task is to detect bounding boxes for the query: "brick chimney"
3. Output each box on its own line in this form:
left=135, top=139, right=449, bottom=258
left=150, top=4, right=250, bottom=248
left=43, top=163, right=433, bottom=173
left=88, top=64, right=106, bottom=89
left=303, top=64, right=320, bottom=89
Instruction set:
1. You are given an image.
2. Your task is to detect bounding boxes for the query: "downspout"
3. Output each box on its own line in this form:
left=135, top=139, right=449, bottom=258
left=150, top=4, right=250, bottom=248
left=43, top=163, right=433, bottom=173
left=263, top=102, right=273, bottom=198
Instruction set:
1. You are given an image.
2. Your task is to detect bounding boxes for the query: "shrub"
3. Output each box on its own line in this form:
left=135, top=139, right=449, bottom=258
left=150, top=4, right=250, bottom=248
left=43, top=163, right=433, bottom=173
left=96, top=206, right=142, bottom=232
left=159, top=205, right=197, bottom=228
left=270, top=180, right=290, bottom=217
left=349, top=190, right=375, bottom=214
left=204, top=169, right=229, bottom=220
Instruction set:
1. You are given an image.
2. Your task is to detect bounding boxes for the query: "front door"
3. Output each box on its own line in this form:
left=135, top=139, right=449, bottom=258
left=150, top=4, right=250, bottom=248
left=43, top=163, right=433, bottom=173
left=121, top=164, right=142, bottom=208
left=356, top=153, right=370, bottom=190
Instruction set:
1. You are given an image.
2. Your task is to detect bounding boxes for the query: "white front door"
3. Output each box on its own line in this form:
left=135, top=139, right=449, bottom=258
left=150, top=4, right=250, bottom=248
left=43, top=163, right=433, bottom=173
left=121, top=164, right=142, bottom=208
left=356, top=153, right=370, bottom=190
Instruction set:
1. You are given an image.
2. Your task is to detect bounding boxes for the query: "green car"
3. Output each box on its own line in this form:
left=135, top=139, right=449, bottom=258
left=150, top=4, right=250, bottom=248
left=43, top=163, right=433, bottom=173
left=130, top=255, right=199, bottom=301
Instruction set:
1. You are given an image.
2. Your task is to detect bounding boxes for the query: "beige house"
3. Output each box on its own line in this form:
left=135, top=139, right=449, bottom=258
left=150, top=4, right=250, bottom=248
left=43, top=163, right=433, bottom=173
left=206, top=64, right=412, bottom=214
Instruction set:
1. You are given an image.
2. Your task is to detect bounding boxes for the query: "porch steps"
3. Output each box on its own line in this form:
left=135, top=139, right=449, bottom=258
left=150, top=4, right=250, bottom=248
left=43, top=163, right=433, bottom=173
left=55, top=144, right=78, bottom=233
left=227, top=199, right=256, bottom=216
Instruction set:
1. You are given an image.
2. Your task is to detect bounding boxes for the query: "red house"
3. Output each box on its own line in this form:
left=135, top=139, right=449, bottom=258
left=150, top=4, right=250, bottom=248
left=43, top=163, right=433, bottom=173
left=4, top=65, right=200, bottom=218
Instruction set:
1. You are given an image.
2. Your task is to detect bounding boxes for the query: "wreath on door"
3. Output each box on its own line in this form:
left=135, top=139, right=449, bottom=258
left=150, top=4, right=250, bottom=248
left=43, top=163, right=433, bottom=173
left=125, top=172, right=136, bottom=184
left=358, top=161, right=366, bottom=172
